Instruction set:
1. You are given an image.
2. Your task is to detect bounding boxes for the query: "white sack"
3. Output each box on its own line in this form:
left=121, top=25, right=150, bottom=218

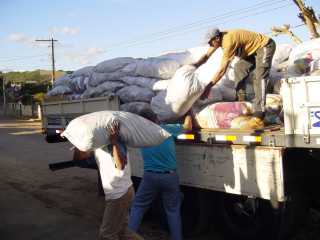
left=116, top=85, right=154, bottom=103
left=82, top=81, right=125, bottom=98
left=122, top=58, right=180, bottom=79
left=61, top=111, right=171, bottom=151
left=272, top=44, right=293, bottom=69
left=195, top=48, right=230, bottom=83
left=94, top=57, right=136, bottom=73
left=53, top=74, right=72, bottom=87
left=150, top=91, right=175, bottom=122
left=187, top=46, right=210, bottom=63
left=71, top=66, right=94, bottom=78
left=89, top=72, right=125, bottom=87
left=151, top=49, right=225, bottom=121
left=47, top=85, right=72, bottom=96
left=288, top=38, right=320, bottom=76
left=120, top=102, right=152, bottom=115
left=166, top=65, right=201, bottom=113
left=151, top=65, right=201, bottom=121
left=69, top=76, right=90, bottom=94
left=152, top=80, right=169, bottom=91
left=158, top=51, right=193, bottom=65
left=119, top=76, right=157, bottom=90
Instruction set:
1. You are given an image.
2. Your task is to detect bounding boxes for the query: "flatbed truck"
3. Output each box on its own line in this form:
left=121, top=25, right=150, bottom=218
left=42, top=76, right=320, bottom=239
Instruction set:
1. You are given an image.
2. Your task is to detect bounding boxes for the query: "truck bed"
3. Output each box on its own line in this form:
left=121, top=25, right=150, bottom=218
left=194, top=124, right=285, bottom=147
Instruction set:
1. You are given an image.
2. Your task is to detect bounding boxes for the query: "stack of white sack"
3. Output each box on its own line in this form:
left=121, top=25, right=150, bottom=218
left=288, top=38, right=320, bottom=77
left=61, top=111, right=171, bottom=151
left=48, top=43, right=291, bottom=120
left=47, top=51, right=195, bottom=115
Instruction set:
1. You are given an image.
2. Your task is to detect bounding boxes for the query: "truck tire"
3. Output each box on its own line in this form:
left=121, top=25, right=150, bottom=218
left=45, top=134, right=66, bottom=143
left=45, top=134, right=58, bottom=143
left=217, top=192, right=308, bottom=240
left=181, top=187, right=213, bottom=237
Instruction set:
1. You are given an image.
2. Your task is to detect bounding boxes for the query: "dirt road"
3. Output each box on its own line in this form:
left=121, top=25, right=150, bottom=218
left=1, top=116, right=319, bottom=240
left=0, top=116, right=221, bottom=240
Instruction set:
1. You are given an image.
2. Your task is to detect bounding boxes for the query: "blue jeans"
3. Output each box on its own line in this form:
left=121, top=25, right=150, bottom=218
left=129, top=171, right=182, bottom=240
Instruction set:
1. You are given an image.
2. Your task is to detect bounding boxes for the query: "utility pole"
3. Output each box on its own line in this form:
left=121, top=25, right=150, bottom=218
left=36, top=38, right=58, bottom=85
left=1, top=74, right=6, bottom=115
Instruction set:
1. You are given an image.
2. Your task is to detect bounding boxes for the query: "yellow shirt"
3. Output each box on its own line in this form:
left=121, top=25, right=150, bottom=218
left=221, top=29, right=270, bottom=63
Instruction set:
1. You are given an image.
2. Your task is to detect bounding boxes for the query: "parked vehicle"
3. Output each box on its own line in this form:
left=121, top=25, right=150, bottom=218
left=42, top=76, right=320, bottom=239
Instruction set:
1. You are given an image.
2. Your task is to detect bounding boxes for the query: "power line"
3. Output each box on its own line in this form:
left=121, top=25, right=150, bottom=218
left=1, top=63, right=52, bottom=70
left=0, top=53, right=48, bottom=61
left=105, top=0, right=290, bottom=50
left=0, top=54, right=49, bottom=63
left=101, top=1, right=295, bottom=53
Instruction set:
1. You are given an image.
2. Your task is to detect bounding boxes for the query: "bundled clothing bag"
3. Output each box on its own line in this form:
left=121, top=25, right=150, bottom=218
left=195, top=102, right=252, bottom=129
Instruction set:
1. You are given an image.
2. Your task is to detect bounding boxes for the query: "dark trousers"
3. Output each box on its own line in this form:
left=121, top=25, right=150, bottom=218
left=128, top=172, right=183, bottom=240
left=234, top=39, right=276, bottom=118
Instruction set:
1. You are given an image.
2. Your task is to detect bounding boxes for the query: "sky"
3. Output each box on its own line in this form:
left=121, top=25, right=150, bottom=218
left=0, top=0, right=319, bottom=72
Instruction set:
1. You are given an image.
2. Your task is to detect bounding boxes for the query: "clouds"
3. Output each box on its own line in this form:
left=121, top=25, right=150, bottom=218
left=63, top=47, right=105, bottom=65
left=49, top=26, right=80, bottom=36
left=8, top=33, right=36, bottom=46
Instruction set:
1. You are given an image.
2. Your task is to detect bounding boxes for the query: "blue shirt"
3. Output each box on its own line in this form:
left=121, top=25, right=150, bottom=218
left=141, top=124, right=183, bottom=172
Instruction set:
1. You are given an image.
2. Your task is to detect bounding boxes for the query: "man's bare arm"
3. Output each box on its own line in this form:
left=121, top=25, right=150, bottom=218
left=200, top=59, right=231, bottom=99
left=193, top=47, right=216, bottom=68
left=107, top=120, right=127, bottom=170
left=182, top=111, right=193, bottom=131
left=211, top=59, right=230, bottom=85
left=111, top=141, right=127, bottom=170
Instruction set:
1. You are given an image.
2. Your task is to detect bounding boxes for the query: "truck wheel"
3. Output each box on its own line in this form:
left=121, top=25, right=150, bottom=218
left=181, top=187, right=213, bottom=237
left=45, top=134, right=57, bottom=143
left=217, top=192, right=308, bottom=240
left=217, top=193, right=272, bottom=240
left=45, top=134, right=66, bottom=143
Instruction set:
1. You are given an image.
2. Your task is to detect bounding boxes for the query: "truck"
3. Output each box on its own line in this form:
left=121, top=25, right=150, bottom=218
left=42, top=76, right=320, bottom=240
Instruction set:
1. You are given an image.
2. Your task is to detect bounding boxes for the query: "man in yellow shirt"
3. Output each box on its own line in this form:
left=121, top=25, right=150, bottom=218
left=194, top=28, right=276, bottom=129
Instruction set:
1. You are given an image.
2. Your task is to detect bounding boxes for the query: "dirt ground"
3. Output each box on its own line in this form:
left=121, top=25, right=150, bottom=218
left=0, top=115, right=222, bottom=240
left=0, top=115, right=319, bottom=240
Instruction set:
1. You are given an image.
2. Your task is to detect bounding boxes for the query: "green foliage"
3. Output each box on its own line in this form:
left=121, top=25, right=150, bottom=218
left=3, top=70, right=66, bottom=84
left=33, top=92, right=46, bottom=103
left=5, top=71, right=43, bottom=83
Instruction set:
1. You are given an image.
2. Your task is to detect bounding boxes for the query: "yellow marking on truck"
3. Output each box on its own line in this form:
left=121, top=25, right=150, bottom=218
left=177, top=134, right=195, bottom=140
left=243, top=136, right=262, bottom=142
left=215, top=135, right=237, bottom=142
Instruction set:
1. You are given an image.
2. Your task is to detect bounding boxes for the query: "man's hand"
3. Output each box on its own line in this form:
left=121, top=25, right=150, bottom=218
left=183, top=111, right=193, bottom=131
left=107, top=120, right=120, bottom=144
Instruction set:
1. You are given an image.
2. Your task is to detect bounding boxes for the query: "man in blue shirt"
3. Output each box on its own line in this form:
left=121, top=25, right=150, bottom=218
left=129, top=111, right=192, bottom=240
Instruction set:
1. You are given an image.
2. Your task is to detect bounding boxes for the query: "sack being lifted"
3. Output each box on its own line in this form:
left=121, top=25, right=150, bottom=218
left=61, top=111, right=171, bottom=151
left=151, top=48, right=226, bottom=122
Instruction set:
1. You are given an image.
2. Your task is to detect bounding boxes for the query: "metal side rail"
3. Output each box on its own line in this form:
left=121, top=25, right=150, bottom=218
left=177, top=125, right=286, bottom=147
